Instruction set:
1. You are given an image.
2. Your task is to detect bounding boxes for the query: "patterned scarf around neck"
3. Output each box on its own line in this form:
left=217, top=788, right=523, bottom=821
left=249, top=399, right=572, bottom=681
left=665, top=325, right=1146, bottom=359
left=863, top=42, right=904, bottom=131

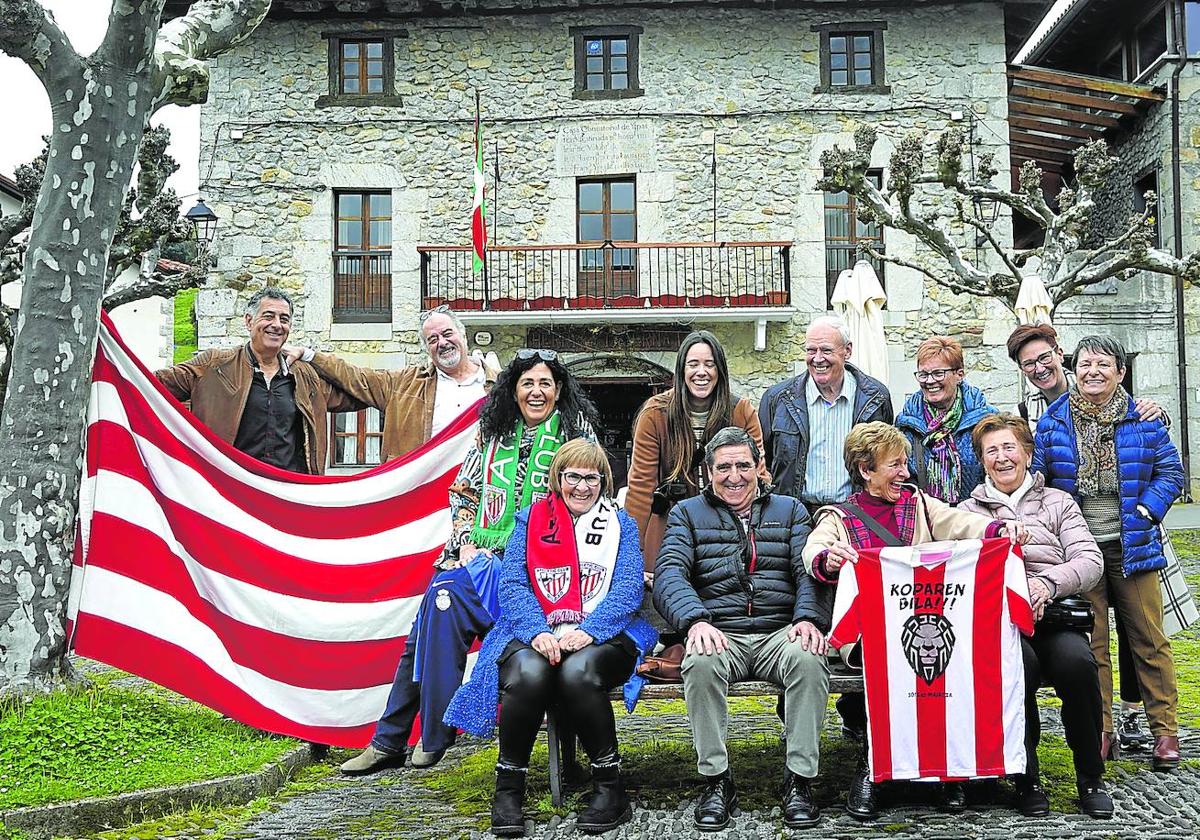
left=471, top=410, right=563, bottom=549
left=921, top=390, right=964, bottom=503
left=525, top=493, right=619, bottom=628
left=1069, top=385, right=1128, bottom=497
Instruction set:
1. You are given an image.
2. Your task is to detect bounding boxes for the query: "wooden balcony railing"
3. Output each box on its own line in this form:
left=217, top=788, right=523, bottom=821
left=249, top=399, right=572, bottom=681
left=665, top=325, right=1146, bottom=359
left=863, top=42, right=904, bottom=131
left=333, top=250, right=392, bottom=323
left=418, top=241, right=791, bottom=312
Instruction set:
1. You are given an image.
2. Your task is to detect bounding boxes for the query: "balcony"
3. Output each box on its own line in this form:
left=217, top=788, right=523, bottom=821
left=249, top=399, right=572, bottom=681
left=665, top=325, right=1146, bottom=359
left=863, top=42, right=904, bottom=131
left=418, top=241, right=794, bottom=326
left=333, top=250, right=392, bottom=323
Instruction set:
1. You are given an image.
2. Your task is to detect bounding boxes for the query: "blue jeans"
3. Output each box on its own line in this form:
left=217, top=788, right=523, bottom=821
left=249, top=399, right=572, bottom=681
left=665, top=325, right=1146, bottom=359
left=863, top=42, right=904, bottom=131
left=371, top=556, right=501, bottom=754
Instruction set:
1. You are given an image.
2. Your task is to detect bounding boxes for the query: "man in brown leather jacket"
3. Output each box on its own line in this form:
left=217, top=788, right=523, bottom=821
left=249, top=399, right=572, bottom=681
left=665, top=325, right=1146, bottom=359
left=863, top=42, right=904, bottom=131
left=155, top=288, right=361, bottom=474
left=285, top=305, right=499, bottom=462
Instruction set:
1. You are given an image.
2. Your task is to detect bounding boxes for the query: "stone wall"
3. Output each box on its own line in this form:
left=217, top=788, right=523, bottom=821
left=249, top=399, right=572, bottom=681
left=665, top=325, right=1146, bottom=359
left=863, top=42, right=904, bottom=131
left=196, top=1, right=1025, bottom=420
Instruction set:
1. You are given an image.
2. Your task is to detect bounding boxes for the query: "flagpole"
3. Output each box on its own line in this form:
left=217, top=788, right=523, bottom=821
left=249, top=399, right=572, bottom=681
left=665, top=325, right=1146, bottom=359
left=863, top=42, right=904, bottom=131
left=493, top=139, right=500, bottom=247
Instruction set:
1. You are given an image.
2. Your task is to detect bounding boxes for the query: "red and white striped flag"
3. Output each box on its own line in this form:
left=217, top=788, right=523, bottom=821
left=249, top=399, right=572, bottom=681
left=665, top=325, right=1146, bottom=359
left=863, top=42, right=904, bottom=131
left=67, top=314, right=481, bottom=748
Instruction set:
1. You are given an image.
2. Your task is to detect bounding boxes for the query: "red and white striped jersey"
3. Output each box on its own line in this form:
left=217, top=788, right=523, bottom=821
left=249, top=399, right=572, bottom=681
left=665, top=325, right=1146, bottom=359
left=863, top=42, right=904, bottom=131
left=829, top=538, right=1034, bottom=782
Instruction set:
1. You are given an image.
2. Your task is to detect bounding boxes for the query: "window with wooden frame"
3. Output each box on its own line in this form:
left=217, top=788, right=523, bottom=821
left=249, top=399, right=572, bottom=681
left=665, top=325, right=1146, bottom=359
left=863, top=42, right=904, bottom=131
left=824, top=169, right=885, bottom=306
left=317, top=29, right=405, bottom=108
left=813, top=22, right=889, bottom=94
left=333, top=191, right=392, bottom=323
left=1133, top=167, right=1161, bottom=248
left=331, top=408, right=384, bottom=467
left=576, top=178, right=637, bottom=298
left=571, top=26, right=644, bottom=100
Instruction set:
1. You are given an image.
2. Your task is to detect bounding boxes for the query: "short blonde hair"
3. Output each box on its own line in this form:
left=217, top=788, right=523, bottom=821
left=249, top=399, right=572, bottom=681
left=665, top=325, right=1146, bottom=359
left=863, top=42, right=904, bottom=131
left=843, top=422, right=911, bottom=489
left=916, top=335, right=964, bottom=371
left=548, top=438, right=615, bottom=497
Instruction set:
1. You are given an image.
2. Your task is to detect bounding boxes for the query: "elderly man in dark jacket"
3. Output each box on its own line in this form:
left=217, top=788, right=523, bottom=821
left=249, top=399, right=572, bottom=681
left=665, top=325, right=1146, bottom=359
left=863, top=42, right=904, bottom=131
left=654, top=426, right=832, bottom=832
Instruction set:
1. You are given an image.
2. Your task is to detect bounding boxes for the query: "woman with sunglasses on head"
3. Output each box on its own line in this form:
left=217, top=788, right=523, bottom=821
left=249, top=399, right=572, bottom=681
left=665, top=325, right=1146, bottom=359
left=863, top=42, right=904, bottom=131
left=625, top=330, right=769, bottom=584
left=446, top=439, right=657, bottom=836
left=895, top=335, right=997, bottom=505
left=340, top=349, right=598, bottom=777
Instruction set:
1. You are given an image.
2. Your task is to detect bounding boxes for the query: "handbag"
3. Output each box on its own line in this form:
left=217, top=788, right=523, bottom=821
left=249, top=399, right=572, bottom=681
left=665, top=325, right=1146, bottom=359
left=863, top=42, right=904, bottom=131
left=1159, top=525, right=1199, bottom=636
left=635, top=643, right=685, bottom=683
left=1036, top=594, right=1094, bottom=634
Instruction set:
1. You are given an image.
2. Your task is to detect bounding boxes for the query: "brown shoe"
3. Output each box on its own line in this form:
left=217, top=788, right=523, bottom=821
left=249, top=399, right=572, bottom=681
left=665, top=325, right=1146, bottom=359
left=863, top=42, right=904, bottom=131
left=1100, top=731, right=1121, bottom=762
left=1152, top=735, right=1180, bottom=772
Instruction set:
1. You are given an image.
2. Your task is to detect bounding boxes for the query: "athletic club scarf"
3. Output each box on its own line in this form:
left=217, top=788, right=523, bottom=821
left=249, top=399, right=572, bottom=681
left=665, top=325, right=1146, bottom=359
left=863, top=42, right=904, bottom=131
left=471, top=411, right=563, bottom=550
left=526, top=493, right=619, bottom=628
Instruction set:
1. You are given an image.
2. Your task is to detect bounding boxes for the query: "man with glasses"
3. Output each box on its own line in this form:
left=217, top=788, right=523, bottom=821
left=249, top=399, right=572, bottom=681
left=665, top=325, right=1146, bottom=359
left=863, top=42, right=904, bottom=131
left=654, top=427, right=832, bottom=831
left=759, top=315, right=893, bottom=509
left=285, top=305, right=499, bottom=462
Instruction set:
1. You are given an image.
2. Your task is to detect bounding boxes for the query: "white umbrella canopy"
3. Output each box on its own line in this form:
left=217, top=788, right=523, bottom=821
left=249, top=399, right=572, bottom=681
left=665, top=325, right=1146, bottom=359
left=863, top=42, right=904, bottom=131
left=1015, top=272, right=1054, bottom=326
left=830, top=259, right=889, bottom=382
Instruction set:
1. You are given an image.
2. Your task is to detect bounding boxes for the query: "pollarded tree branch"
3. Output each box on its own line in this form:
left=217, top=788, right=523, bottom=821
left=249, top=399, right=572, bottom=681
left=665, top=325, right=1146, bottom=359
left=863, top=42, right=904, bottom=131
left=103, top=261, right=205, bottom=310
left=151, top=0, right=272, bottom=110
left=0, top=0, right=79, bottom=87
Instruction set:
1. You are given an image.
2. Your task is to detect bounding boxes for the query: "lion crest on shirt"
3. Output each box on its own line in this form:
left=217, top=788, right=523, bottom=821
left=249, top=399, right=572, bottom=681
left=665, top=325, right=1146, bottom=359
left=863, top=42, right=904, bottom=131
left=901, top=613, right=956, bottom=685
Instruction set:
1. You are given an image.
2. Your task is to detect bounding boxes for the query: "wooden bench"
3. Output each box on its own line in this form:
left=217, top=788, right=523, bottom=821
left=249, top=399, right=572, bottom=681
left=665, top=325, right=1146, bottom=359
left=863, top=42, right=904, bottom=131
left=546, top=662, right=865, bottom=805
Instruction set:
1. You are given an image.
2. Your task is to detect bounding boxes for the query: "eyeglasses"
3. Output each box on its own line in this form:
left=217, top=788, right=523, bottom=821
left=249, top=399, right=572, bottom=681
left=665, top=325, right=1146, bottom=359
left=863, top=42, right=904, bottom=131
left=517, top=349, right=558, bottom=362
left=418, top=304, right=451, bottom=323
left=914, top=368, right=958, bottom=383
left=1018, top=350, right=1058, bottom=373
left=562, top=471, right=602, bottom=488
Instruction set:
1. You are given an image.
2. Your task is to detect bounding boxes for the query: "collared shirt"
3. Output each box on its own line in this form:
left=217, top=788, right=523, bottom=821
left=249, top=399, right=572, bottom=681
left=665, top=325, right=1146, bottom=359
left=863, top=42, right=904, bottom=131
left=431, top=364, right=488, bottom=438
left=802, top=371, right=857, bottom=504
left=233, top=345, right=306, bottom=473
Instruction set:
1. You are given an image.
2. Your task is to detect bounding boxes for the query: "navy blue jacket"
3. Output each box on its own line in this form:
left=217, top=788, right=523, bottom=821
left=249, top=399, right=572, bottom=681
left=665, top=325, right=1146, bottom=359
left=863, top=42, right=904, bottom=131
left=894, top=380, right=997, bottom=505
left=1033, top=392, right=1184, bottom=576
left=758, top=364, right=893, bottom=501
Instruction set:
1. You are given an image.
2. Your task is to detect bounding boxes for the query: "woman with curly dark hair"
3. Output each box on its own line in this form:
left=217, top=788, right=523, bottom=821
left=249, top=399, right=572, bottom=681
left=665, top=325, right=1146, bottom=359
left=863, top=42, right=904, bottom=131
left=340, top=349, right=597, bottom=777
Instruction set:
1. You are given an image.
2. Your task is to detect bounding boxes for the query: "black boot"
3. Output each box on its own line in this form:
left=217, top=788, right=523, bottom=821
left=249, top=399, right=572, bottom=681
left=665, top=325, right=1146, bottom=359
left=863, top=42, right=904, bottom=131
left=1014, top=774, right=1050, bottom=817
left=1077, top=777, right=1114, bottom=820
left=577, top=760, right=632, bottom=834
left=491, top=765, right=527, bottom=837
left=694, top=770, right=737, bottom=831
left=845, top=755, right=877, bottom=821
left=781, top=771, right=821, bottom=828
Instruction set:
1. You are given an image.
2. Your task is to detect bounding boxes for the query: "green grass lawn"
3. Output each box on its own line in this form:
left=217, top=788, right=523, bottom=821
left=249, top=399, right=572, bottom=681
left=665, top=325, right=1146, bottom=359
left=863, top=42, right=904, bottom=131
left=0, top=670, right=299, bottom=811
left=172, top=288, right=198, bottom=364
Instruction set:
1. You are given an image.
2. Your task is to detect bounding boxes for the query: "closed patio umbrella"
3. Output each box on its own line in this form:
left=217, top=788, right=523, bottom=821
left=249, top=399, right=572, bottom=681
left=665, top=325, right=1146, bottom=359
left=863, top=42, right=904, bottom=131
left=831, top=259, right=889, bottom=382
left=1015, top=272, right=1054, bottom=326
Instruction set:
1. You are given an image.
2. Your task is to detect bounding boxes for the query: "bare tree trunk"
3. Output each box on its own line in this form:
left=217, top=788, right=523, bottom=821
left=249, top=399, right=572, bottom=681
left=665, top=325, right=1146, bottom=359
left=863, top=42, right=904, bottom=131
left=0, top=0, right=270, bottom=694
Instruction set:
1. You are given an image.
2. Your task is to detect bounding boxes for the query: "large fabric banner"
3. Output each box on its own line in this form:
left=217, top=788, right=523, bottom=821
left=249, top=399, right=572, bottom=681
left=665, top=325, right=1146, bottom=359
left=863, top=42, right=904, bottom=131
left=67, top=314, right=480, bottom=747
left=829, top=538, right=1034, bottom=783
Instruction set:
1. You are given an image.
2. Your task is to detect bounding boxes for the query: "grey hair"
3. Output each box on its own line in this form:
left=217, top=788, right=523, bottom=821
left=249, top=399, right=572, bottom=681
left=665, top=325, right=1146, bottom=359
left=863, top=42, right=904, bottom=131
left=807, top=314, right=852, bottom=347
left=244, top=287, right=293, bottom=318
left=703, top=426, right=761, bottom=468
left=1073, top=334, right=1127, bottom=371
left=417, top=305, right=467, bottom=349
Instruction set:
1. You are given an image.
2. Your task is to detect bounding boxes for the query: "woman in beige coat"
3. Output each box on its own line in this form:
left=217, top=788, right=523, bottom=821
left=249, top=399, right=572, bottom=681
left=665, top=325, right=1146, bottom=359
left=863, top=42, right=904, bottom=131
left=803, top=422, right=1020, bottom=821
left=959, top=414, right=1109, bottom=820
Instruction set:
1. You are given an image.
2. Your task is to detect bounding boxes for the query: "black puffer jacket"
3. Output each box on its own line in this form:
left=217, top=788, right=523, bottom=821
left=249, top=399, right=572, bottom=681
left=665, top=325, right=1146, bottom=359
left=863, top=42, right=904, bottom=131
left=653, top=484, right=831, bottom=634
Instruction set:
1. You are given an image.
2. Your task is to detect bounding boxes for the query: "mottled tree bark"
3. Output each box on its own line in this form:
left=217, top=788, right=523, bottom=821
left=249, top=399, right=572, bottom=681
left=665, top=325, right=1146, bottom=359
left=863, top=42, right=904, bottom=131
left=818, top=126, right=1200, bottom=313
left=0, top=0, right=270, bottom=694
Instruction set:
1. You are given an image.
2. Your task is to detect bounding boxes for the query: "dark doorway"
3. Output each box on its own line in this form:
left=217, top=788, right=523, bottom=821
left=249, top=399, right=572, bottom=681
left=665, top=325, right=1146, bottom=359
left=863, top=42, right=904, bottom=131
left=581, top=378, right=657, bottom=491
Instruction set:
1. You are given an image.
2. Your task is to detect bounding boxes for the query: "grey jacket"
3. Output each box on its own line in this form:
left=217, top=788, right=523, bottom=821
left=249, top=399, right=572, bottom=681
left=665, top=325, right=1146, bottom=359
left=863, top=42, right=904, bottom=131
left=758, top=363, right=893, bottom=500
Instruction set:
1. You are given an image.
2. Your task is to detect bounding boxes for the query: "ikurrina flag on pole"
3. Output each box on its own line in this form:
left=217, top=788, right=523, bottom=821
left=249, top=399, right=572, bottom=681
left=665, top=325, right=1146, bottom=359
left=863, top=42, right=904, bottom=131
left=828, top=538, right=1034, bottom=783
left=67, top=313, right=482, bottom=748
left=471, top=89, right=487, bottom=275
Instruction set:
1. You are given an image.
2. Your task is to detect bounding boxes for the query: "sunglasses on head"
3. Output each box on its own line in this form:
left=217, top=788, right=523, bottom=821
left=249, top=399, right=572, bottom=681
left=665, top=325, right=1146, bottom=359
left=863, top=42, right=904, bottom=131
left=516, top=349, right=558, bottom=362
left=418, top=304, right=451, bottom=323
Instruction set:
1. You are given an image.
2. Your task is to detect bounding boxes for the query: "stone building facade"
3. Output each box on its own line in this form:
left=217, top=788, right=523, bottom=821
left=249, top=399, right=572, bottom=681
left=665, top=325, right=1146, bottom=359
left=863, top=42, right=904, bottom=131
left=192, top=0, right=1161, bottom=475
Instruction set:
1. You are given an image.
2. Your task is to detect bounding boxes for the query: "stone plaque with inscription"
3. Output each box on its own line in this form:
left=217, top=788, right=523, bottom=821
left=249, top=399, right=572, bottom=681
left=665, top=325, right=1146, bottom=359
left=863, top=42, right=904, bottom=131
left=555, top=121, right=658, bottom=177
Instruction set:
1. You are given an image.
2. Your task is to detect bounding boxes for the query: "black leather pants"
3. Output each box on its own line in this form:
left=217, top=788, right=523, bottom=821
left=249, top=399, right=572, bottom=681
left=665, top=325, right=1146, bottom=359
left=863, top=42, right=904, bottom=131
left=497, top=636, right=637, bottom=768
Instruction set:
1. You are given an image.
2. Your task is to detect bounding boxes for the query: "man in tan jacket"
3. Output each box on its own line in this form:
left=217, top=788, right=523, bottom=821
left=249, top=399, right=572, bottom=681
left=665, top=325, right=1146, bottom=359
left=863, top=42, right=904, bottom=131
left=286, top=305, right=499, bottom=462
left=155, top=288, right=361, bottom=475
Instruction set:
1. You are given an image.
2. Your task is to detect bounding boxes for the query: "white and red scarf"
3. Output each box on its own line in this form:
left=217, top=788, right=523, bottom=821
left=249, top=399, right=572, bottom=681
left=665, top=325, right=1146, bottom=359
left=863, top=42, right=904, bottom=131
left=526, top=493, right=618, bottom=630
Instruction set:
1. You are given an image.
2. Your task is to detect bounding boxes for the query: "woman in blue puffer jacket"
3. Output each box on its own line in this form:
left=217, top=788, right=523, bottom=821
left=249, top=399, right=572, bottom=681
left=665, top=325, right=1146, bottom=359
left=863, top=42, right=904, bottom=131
left=895, top=335, right=997, bottom=504
left=1033, top=335, right=1185, bottom=772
